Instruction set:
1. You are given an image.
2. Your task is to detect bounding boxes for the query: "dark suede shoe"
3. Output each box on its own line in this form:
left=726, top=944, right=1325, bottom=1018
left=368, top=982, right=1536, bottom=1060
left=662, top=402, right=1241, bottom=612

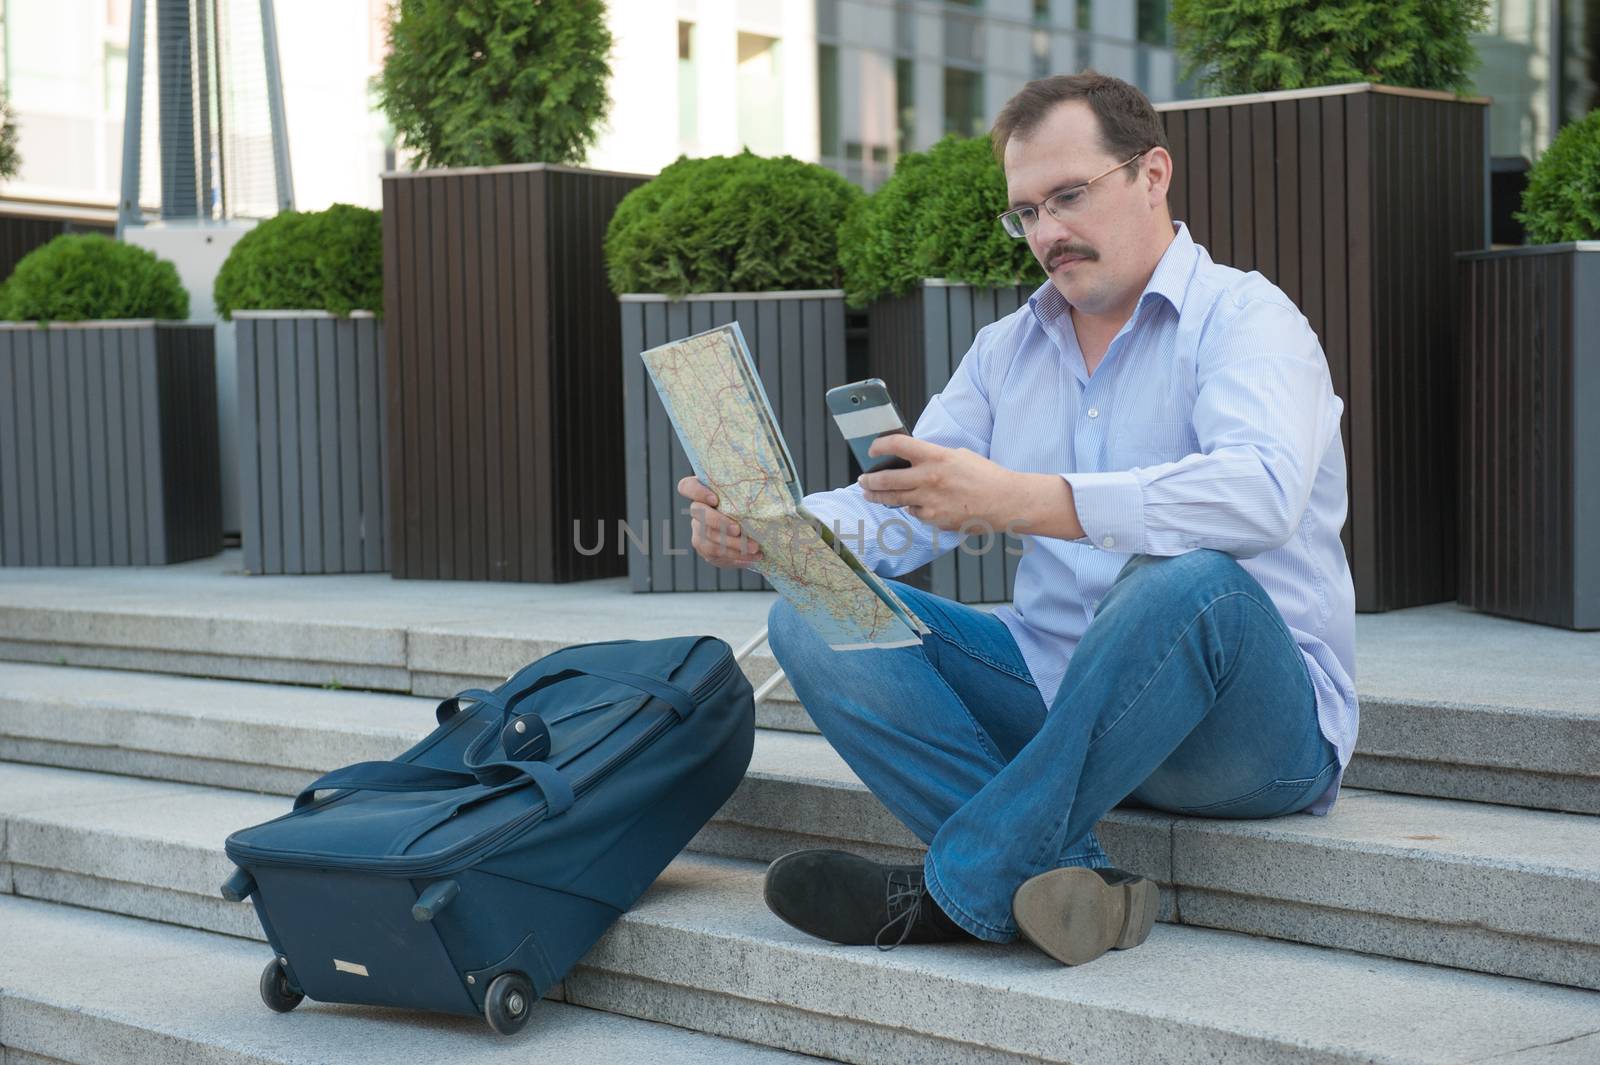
left=763, top=849, right=978, bottom=950
left=1011, top=866, right=1160, bottom=966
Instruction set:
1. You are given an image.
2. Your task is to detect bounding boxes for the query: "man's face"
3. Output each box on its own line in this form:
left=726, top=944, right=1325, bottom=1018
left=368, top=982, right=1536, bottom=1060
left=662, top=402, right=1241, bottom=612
left=1003, top=100, right=1167, bottom=317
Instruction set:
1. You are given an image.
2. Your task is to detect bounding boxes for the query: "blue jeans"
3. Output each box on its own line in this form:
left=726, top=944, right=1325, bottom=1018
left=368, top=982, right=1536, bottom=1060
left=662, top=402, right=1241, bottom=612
left=766, top=549, right=1339, bottom=943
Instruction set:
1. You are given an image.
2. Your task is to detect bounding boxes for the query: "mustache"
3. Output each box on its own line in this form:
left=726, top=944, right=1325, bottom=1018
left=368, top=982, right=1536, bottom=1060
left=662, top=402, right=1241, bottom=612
left=1045, top=242, right=1097, bottom=268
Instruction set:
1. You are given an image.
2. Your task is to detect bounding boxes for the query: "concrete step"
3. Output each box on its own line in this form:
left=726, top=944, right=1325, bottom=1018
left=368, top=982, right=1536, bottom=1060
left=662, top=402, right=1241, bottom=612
left=2, top=831, right=1599, bottom=1065
left=0, top=758, right=1597, bottom=993
left=3, top=551, right=1598, bottom=814
left=0, top=896, right=830, bottom=1065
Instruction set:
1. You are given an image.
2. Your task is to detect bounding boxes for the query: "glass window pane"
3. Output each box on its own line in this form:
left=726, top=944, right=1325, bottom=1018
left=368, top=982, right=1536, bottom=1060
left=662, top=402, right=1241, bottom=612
left=819, top=43, right=840, bottom=159
left=943, top=67, right=985, bottom=138
left=896, top=56, right=915, bottom=156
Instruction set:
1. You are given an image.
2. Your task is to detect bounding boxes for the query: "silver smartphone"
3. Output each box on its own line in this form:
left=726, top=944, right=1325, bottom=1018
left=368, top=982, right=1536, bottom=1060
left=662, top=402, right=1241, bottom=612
left=826, top=378, right=912, bottom=475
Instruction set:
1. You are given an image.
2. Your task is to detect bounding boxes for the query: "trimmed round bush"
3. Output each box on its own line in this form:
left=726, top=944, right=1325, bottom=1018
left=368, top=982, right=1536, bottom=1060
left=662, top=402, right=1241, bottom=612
left=839, top=135, right=1042, bottom=309
left=1517, top=109, right=1600, bottom=244
left=1170, top=0, right=1488, bottom=96
left=213, top=205, right=383, bottom=320
left=377, top=0, right=613, bottom=168
left=0, top=234, right=188, bottom=323
left=605, top=151, right=861, bottom=297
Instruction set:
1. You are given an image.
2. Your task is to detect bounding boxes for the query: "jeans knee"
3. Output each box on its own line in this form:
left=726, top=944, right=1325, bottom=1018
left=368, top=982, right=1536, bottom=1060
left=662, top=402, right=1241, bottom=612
left=1105, top=549, right=1259, bottom=618
left=766, top=597, right=814, bottom=667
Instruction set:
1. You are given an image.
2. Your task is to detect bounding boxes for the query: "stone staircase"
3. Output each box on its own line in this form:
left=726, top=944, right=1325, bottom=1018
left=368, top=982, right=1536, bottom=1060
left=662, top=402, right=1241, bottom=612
left=1, top=551, right=1598, bottom=1064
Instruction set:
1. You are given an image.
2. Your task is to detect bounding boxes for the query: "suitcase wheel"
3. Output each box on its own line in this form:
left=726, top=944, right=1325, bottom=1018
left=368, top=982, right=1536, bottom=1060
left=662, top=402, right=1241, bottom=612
left=483, top=971, right=534, bottom=1035
left=259, top=958, right=304, bottom=1014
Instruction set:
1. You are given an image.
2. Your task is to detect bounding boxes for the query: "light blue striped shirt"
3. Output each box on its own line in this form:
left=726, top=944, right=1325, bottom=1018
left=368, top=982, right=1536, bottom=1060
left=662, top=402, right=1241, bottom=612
left=804, top=222, right=1357, bottom=816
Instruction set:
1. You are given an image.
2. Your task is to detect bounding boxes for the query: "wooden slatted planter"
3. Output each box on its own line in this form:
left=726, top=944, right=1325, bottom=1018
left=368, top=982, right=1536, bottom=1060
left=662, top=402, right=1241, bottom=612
left=235, top=312, right=389, bottom=575
left=620, top=291, right=852, bottom=592
left=0, top=321, right=221, bottom=566
left=867, top=281, right=1033, bottom=604
left=1157, top=83, right=1490, bottom=611
left=382, top=163, right=647, bottom=582
left=1457, top=243, right=1600, bottom=630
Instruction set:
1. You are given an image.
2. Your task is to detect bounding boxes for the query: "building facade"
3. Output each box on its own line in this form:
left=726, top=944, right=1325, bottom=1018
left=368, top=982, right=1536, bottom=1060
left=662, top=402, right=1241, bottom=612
left=0, top=0, right=1591, bottom=212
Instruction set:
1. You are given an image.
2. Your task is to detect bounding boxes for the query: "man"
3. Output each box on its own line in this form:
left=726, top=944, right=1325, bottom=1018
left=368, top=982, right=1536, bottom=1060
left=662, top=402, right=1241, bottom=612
left=678, top=72, right=1355, bottom=967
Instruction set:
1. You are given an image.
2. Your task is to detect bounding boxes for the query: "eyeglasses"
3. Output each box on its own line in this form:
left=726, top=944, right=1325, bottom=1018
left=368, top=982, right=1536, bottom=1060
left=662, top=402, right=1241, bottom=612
left=997, top=150, right=1150, bottom=238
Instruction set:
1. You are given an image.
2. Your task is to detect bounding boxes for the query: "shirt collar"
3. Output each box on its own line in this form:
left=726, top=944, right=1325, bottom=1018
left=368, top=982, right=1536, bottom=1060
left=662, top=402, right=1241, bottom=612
left=1028, top=221, right=1198, bottom=328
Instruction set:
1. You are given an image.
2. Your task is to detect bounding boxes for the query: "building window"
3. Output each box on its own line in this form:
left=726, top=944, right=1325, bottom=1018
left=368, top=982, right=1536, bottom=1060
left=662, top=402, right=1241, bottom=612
left=818, top=43, right=840, bottom=159
left=942, top=67, right=984, bottom=138
left=895, top=56, right=915, bottom=157
left=1135, top=0, right=1166, bottom=90
left=738, top=33, right=783, bottom=155
left=1034, top=0, right=1052, bottom=22
left=678, top=21, right=697, bottom=148
left=1136, top=0, right=1167, bottom=45
left=1033, top=28, right=1052, bottom=79
left=1075, top=0, right=1092, bottom=72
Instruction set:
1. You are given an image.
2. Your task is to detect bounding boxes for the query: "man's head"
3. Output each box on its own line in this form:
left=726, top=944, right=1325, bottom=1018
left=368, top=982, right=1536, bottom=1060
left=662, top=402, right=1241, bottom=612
left=992, top=72, right=1174, bottom=317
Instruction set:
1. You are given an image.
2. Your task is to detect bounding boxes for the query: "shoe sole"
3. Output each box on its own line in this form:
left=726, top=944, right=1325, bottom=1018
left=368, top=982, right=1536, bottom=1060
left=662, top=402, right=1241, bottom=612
left=1011, top=868, right=1160, bottom=966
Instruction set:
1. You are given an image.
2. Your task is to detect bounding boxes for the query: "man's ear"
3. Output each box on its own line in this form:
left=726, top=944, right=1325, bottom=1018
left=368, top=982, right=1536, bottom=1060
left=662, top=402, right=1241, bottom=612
left=1142, top=146, right=1173, bottom=208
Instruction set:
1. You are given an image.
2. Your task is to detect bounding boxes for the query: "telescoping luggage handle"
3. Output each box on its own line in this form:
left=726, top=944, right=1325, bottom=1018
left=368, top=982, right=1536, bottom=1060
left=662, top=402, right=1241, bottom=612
left=293, top=664, right=697, bottom=813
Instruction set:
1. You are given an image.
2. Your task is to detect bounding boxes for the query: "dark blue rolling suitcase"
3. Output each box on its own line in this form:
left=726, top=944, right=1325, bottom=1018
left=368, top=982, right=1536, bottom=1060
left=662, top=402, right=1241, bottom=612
left=220, top=635, right=754, bottom=1034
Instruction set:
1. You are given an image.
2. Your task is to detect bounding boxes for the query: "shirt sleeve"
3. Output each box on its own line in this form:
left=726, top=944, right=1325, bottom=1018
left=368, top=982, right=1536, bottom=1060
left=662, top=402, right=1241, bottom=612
left=801, top=324, right=998, bottom=577
left=1064, top=297, right=1342, bottom=560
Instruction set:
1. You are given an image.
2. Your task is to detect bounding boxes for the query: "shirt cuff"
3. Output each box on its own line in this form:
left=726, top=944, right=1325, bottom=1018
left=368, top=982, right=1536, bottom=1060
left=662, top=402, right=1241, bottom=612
left=1061, top=471, right=1146, bottom=554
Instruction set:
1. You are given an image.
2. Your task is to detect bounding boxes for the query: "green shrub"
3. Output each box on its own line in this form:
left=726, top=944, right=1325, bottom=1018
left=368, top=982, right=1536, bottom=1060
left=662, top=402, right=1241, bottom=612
left=604, top=151, right=861, bottom=296
left=838, top=135, right=1042, bottom=309
left=0, top=234, right=187, bottom=322
left=1517, top=109, right=1600, bottom=244
left=213, top=205, right=383, bottom=319
left=1170, top=0, right=1488, bottom=96
left=0, top=88, right=20, bottom=180
left=377, top=0, right=613, bottom=168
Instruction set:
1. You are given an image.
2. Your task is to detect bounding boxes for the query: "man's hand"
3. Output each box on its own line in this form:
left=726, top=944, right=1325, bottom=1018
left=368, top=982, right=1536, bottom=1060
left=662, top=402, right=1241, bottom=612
left=857, top=436, right=1022, bottom=532
left=858, top=435, right=1086, bottom=541
left=677, top=476, right=763, bottom=568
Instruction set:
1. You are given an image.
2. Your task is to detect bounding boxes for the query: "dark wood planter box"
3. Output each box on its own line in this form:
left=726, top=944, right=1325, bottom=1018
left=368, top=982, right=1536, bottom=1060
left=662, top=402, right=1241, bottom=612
left=382, top=163, right=646, bottom=582
left=621, top=291, right=851, bottom=592
left=0, top=321, right=221, bottom=566
left=1157, top=83, right=1490, bottom=611
left=1457, top=243, right=1600, bottom=630
left=0, top=210, right=114, bottom=281
left=236, top=312, right=389, bottom=575
left=866, top=281, right=1035, bottom=604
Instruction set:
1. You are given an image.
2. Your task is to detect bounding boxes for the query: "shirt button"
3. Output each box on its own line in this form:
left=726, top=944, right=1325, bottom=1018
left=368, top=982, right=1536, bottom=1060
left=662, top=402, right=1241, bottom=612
left=1102, top=535, right=1116, bottom=548
left=1087, top=407, right=1100, bottom=418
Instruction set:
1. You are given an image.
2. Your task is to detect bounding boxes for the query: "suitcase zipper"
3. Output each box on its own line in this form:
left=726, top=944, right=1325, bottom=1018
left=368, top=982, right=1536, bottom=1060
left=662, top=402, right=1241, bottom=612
left=231, top=646, right=741, bottom=876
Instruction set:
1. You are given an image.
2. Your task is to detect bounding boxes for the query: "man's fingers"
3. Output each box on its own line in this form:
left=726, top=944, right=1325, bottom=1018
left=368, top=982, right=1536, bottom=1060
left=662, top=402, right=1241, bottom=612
left=677, top=475, right=718, bottom=508
left=689, top=500, right=746, bottom=540
left=688, top=504, right=762, bottom=568
left=858, top=465, right=921, bottom=492
left=867, top=433, right=940, bottom=462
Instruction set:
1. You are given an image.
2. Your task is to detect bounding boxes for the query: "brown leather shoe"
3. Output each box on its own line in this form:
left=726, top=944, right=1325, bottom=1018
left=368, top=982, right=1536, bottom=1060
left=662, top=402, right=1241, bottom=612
left=1011, top=866, right=1159, bottom=966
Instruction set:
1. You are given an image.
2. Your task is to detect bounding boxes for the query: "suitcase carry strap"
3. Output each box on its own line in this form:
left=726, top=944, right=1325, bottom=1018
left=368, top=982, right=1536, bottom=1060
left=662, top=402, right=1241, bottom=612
left=293, top=758, right=575, bottom=816
left=505, top=667, right=697, bottom=721
left=438, top=668, right=696, bottom=726
left=296, top=665, right=689, bottom=813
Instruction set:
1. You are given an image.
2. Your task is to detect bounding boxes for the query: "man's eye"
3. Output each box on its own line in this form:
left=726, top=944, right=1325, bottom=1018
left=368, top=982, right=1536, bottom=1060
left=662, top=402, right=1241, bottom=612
left=1053, top=189, right=1084, bottom=207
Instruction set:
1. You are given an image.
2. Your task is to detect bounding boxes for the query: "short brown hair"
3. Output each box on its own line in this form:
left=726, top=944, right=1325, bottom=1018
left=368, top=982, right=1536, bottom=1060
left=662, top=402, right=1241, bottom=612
left=990, top=71, right=1169, bottom=168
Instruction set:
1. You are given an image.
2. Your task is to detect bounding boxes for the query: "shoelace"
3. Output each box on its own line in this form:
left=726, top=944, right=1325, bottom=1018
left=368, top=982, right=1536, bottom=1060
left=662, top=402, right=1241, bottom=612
left=874, top=869, right=927, bottom=951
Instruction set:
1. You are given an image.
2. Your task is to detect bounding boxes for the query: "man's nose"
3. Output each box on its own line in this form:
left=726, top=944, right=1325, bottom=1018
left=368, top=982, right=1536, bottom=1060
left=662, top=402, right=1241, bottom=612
left=1030, top=208, right=1075, bottom=252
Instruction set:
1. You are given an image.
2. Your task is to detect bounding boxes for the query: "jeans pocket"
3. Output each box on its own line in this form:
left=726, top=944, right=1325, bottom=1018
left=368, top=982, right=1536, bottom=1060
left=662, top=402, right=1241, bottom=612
left=1177, top=759, right=1339, bottom=819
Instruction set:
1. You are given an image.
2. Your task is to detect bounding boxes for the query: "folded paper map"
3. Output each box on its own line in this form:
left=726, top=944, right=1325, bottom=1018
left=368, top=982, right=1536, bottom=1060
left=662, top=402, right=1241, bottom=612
left=640, top=322, right=928, bottom=650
